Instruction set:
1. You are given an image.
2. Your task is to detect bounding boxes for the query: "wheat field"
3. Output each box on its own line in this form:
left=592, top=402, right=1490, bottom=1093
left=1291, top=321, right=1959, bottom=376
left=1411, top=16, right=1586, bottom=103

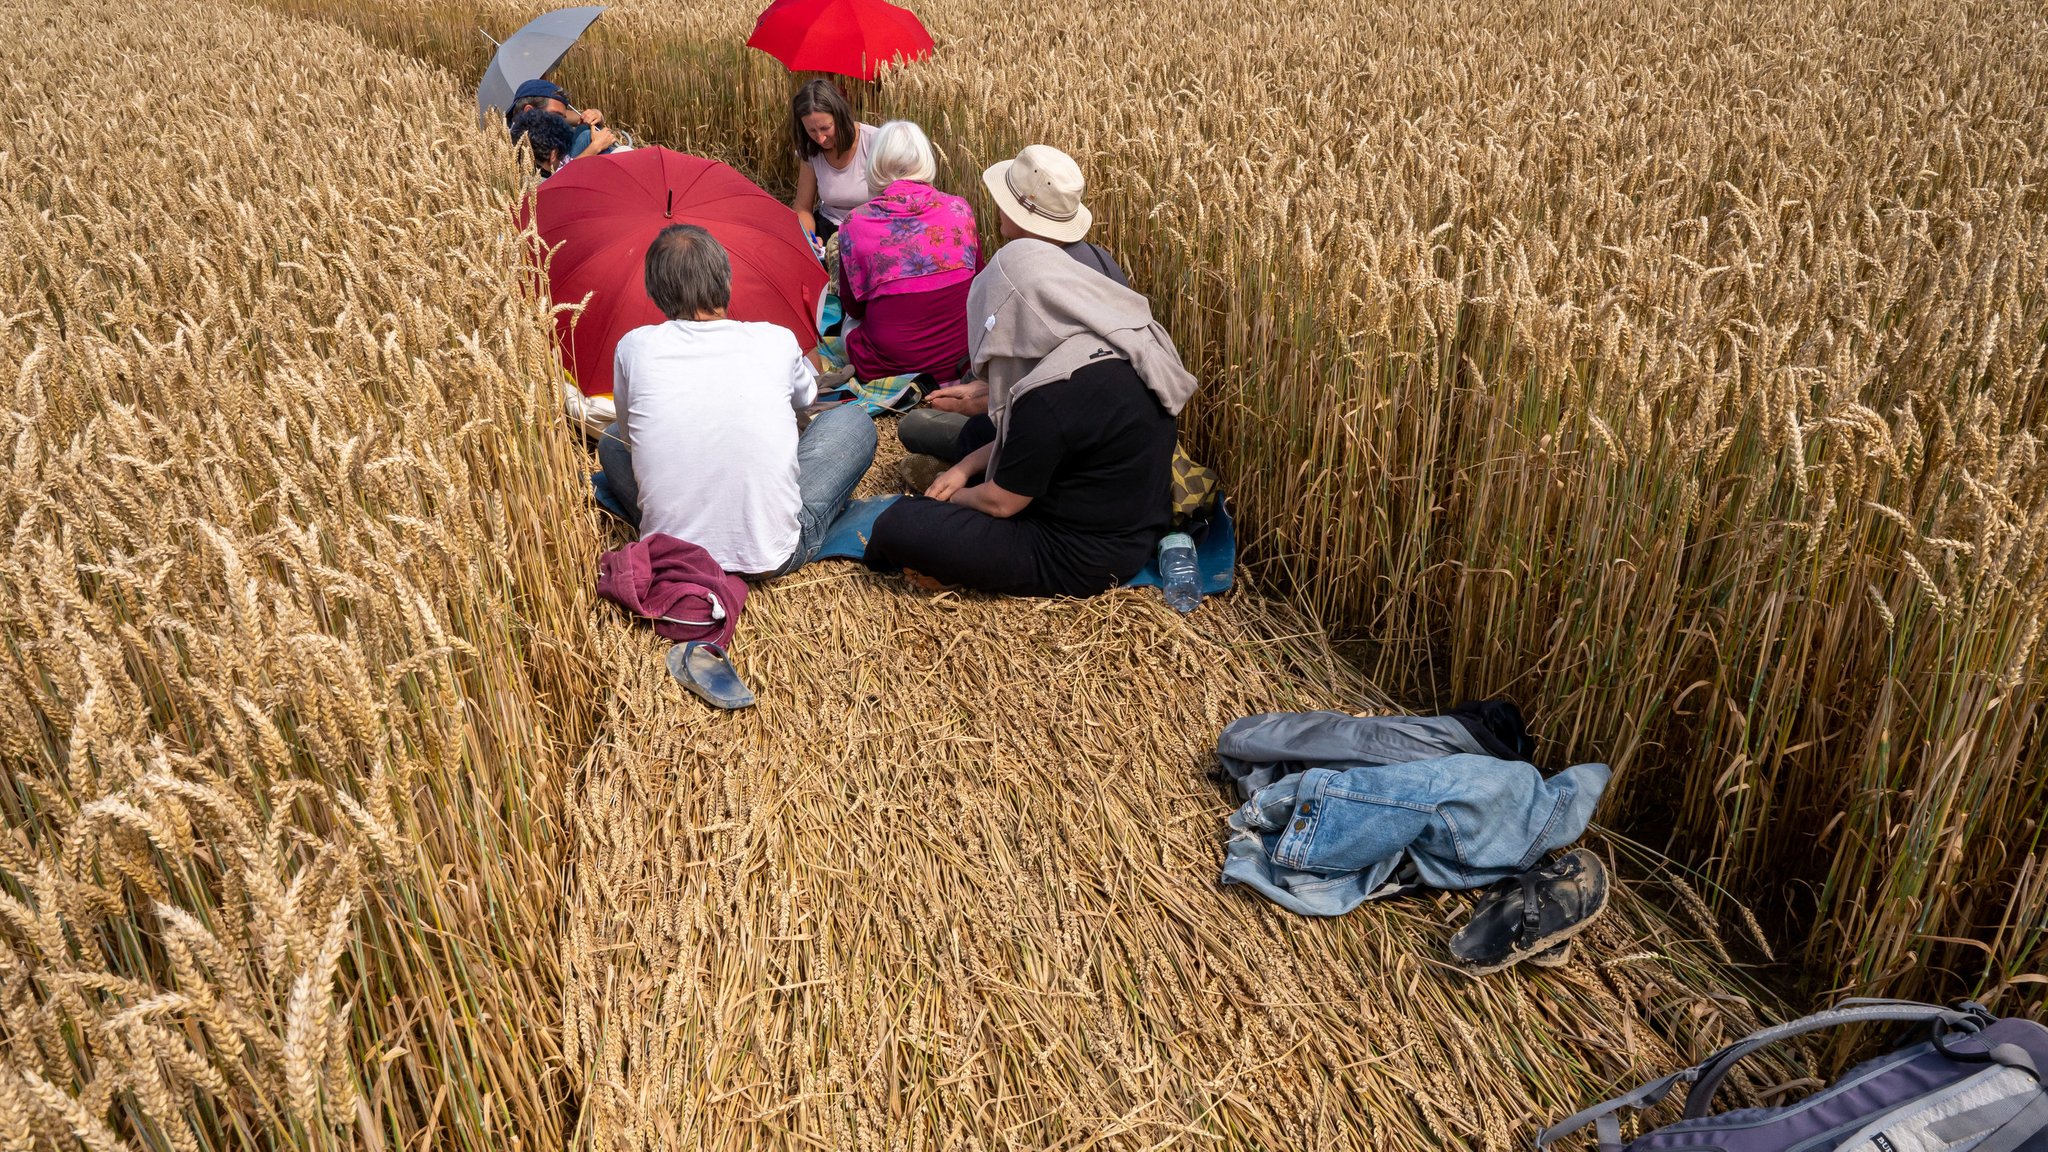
left=0, top=0, right=603, bottom=1143
left=0, top=0, right=1818, bottom=1148
left=260, top=0, right=2048, bottom=1008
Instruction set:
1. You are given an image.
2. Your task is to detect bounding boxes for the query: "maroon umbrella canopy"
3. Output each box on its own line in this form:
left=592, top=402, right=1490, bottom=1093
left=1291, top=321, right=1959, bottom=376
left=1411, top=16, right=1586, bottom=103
left=746, top=0, right=934, bottom=81
left=526, top=147, right=826, bottom=397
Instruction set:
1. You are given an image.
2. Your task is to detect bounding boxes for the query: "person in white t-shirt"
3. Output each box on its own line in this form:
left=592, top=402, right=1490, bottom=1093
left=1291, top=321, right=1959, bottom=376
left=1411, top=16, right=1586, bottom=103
left=595, top=224, right=877, bottom=577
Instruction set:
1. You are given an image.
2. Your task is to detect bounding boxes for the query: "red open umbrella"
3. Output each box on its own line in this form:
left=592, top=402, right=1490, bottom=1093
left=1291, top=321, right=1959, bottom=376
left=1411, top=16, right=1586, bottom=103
left=746, top=0, right=934, bottom=81
left=524, top=147, right=826, bottom=397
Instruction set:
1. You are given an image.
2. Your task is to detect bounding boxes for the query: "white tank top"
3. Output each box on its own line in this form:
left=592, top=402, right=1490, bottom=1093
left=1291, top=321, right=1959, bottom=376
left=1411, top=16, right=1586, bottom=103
left=807, top=122, right=874, bottom=226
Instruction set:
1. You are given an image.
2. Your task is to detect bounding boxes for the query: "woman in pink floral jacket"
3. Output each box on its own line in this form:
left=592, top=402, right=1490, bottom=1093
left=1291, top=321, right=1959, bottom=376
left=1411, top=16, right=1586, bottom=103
left=837, top=120, right=980, bottom=383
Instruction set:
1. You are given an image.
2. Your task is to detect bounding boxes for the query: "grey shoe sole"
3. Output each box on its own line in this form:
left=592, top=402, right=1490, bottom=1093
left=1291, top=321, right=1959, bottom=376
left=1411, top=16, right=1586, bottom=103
left=666, top=642, right=755, bottom=710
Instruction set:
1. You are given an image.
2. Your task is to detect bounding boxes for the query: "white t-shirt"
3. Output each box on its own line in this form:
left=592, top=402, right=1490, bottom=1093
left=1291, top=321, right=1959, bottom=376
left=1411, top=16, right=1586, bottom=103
left=807, top=122, right=875, bottom=227
left=613, top=319, right=818, bottom=573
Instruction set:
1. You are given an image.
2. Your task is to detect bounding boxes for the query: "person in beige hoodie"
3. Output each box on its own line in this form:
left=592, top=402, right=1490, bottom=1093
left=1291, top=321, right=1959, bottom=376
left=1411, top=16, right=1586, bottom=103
left=862, top=239, right=1196, bottom=596
left=896, top=145, right=1132, bottom=466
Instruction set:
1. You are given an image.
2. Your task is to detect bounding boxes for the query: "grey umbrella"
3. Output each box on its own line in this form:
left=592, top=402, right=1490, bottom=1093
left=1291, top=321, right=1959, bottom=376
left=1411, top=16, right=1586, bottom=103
left=476, top=6, right=606, bottom=129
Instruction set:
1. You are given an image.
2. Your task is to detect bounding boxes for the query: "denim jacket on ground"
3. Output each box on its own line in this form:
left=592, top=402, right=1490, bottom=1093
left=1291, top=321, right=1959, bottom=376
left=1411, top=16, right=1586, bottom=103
left=1215, top=712, right=1610, bottom=917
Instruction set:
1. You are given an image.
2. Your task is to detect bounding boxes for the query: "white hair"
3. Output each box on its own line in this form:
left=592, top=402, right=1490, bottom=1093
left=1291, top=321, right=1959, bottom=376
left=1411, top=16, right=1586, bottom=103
left=865, top=119, right=938, bottom=194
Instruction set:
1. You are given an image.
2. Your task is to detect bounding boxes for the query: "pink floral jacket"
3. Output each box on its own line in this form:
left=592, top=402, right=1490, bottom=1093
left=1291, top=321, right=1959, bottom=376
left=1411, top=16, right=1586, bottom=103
left=839, top=179, right=980, bottom=302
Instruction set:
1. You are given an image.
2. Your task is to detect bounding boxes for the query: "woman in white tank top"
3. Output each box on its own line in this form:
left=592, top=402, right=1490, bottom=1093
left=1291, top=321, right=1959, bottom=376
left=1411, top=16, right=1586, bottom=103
left=788, top=79, right=875, bottom=243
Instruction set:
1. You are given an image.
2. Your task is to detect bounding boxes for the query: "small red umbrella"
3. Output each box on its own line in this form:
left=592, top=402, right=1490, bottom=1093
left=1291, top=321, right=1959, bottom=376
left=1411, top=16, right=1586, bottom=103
left=524, top=147, right=826, bottom=397
left=746, top=0, right=934, bottom=81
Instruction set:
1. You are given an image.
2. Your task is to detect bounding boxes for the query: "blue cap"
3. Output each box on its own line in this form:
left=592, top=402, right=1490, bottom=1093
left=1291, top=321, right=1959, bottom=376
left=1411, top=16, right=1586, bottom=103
left=512, top=78, right=570, bottom=105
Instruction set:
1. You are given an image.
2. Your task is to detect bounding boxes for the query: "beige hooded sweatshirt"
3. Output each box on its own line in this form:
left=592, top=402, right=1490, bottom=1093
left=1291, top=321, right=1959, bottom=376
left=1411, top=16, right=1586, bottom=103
left=966, top=239, right=1198, bottom=472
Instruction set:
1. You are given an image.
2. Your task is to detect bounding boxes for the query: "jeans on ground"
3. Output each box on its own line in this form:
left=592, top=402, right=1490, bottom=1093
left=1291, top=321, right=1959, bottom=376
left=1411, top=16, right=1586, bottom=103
left=1221, top=755, right=1610, bottom=916
left=1217, top=711, right=1495, bottom=801
left=1213, top=711, right=1610, bottom=916
left=595, top=407, right=877, bottom=578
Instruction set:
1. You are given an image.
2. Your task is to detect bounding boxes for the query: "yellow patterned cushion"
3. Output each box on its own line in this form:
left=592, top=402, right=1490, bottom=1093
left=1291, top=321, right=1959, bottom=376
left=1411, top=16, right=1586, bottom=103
left=1170, top=443, right=1220, bottom=523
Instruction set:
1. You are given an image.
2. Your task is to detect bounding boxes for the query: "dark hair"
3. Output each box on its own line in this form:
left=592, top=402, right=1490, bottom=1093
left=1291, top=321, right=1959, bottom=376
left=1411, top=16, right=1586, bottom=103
left=788, top=78, right=855, bottom=161
left=644, top=225, right=732, bottom=320
left=508, top=108, right=578, bottom=175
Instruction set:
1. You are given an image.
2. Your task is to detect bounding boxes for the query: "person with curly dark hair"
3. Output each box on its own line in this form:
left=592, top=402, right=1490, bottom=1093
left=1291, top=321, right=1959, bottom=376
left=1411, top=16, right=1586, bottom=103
left=504, top=78, right=618, bottom=160
left=507, top=107, right=581, bottom=178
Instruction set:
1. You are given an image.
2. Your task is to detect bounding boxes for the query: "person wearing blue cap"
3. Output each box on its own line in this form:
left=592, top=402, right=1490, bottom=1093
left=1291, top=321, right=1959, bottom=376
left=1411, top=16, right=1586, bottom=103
left=506, top=78, right=617, bottom=161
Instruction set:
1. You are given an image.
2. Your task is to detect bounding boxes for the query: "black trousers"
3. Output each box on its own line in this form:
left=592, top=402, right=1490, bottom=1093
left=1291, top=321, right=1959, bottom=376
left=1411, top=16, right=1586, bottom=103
left=864, top=497, right=1122, bottom=598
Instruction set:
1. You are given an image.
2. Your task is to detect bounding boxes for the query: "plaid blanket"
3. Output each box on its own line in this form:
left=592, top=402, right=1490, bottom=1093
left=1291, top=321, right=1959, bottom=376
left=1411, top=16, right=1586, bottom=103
left=814, top=334, right=923, bottom=415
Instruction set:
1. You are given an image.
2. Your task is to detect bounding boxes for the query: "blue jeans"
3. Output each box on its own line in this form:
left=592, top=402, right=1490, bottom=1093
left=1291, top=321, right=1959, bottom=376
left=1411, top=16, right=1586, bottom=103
left=1215, top=711, right=1501, bottom=801
left=1214, top=712, right=1611, bottom=916
left=597, top=405, right=877, bottom=578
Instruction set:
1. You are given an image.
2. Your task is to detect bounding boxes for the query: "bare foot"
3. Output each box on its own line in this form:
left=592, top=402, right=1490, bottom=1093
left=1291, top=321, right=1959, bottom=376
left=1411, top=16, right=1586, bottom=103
left=901, top=568, right=948, bottom=592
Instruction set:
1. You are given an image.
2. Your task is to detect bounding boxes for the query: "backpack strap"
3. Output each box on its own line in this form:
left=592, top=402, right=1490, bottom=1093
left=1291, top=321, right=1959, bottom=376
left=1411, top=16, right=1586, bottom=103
left=1682, top=1002, right=1987, bottom=1119
left=1926, top=1043, right=2047, bottom=1152
left=1987, top=1043, right=2042, bottom=1080
left=1535, top=1068, right=1697, bottom=1150
left=1537, top=1002, right=1987, bottom=1150
left=1970, top=1090, right=2048, bottom=1152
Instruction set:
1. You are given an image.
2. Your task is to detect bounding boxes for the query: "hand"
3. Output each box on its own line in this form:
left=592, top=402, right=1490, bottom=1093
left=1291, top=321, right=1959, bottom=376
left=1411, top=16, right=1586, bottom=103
left=926, top=466, right=970, bottom=503
left=582, top=126, right=619, bottom=156
left=925, top=380, right=988, bottom=416
left=579, top=107, right=606, bottom=128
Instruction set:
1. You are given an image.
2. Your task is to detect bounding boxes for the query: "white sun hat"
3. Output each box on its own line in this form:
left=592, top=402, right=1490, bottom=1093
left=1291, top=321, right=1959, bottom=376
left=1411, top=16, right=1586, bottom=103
left=981, top=144, right=1094, bottom=244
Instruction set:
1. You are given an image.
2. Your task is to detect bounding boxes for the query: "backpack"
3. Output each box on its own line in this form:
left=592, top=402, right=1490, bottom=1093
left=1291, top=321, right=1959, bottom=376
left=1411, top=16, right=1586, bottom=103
left=1540, top=1000, right=2048, bottom=1152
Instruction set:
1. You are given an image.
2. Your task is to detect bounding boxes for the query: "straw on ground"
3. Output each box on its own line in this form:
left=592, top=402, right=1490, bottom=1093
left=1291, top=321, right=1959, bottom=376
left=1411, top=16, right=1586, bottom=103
left=267, top=0, right=2048, bottom=1009
left=1, top=0, right=1801, bottom=1148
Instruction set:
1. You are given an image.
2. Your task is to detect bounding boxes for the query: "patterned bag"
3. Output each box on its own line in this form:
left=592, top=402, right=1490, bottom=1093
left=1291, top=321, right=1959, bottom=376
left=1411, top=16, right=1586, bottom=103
left=1171, top=443, right=1220, bottom=523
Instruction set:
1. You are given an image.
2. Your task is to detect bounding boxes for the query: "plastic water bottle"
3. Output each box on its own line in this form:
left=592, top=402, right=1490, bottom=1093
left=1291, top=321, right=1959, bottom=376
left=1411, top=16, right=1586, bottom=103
left=1158, top=532, right=1203, bottom=613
